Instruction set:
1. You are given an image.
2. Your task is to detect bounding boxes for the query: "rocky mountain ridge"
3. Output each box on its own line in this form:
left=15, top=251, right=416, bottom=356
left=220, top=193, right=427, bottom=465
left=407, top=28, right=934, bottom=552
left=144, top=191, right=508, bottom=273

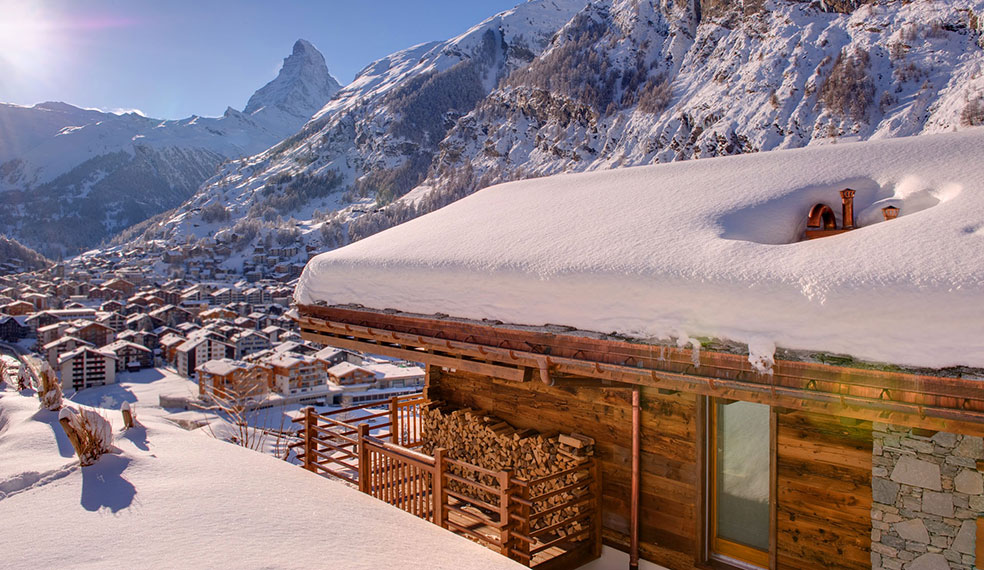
left=0, top=40, right=340, bottom=258
left=122, top=0, right=984, bottom=273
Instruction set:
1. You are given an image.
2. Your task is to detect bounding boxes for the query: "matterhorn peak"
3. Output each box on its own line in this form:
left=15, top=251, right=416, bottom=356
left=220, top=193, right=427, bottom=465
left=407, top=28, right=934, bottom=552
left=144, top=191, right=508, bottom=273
left=243, top=39, right=341, bottom=119
left=291, top=39, right=318, bottom=57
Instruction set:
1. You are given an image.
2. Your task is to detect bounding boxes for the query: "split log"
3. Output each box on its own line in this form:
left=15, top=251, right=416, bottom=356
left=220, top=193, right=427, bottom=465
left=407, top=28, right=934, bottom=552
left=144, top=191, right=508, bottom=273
left=420, top=406, right=595, bottom=542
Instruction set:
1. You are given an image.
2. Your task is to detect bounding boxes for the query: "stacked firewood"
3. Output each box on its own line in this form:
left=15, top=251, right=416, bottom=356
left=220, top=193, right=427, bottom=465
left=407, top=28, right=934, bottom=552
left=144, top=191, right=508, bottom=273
left=421, top=404, right=594, bottom=541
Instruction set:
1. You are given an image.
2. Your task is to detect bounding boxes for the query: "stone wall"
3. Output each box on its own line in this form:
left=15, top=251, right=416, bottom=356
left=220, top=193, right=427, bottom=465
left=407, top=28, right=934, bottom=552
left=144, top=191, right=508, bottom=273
left=871, top=423, right=983, bottom=570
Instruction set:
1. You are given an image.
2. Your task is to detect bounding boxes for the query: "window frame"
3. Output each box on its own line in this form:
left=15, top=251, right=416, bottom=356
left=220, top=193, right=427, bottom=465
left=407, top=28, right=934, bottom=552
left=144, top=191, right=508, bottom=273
left=697, top=397, right=778, bottom=570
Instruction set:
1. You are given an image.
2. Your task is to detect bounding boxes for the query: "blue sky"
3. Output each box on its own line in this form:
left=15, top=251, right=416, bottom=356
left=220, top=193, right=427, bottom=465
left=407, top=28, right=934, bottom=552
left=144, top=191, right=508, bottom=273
left=0, top=0, right=522, bottom=119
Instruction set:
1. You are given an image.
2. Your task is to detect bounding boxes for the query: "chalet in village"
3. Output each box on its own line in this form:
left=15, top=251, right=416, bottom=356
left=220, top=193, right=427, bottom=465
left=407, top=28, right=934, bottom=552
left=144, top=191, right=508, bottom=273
left=290, top=131, right=984, bottom=569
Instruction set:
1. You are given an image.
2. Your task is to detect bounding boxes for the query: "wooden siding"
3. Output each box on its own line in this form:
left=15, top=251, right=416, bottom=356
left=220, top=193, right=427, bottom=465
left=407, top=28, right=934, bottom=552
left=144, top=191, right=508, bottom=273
left=427, top=368, right=701, bottom=570
left=428, top=369, right=873, bottom=570
left=776, top=411, right=872, bottom=569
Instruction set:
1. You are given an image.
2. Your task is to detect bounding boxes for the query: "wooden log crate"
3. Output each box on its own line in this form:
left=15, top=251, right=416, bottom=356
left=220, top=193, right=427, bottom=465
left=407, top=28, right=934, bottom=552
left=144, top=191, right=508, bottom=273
left=420, top=405, right=597, bottom=551
left=292, top=399, right=601, bottom=568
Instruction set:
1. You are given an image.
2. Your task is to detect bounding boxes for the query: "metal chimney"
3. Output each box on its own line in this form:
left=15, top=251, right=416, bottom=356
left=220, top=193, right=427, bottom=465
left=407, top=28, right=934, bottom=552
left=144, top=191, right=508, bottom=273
left=840, top=189, right=856, bottom=229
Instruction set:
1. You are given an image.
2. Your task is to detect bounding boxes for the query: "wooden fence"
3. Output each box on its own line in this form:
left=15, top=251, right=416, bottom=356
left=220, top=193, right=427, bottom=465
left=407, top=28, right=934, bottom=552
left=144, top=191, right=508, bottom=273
left=289, top=394, right=425, bottom=483
left=293, top=398, right=601, bottom=569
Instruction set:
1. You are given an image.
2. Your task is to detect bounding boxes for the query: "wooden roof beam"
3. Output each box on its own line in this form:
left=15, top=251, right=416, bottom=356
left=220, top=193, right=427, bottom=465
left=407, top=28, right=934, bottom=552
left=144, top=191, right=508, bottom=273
left=297, top=312, right=984, bottom=436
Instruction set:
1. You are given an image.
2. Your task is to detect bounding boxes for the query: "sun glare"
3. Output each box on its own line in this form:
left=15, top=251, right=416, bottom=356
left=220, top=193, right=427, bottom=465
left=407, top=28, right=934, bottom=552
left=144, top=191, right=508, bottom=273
left=0, top=2, right=56, bottom=73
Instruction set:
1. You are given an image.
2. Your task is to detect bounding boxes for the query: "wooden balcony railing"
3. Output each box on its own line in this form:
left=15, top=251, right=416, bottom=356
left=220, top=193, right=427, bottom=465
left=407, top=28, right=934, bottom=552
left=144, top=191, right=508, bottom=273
left=291, top=398, right=601, bottom=569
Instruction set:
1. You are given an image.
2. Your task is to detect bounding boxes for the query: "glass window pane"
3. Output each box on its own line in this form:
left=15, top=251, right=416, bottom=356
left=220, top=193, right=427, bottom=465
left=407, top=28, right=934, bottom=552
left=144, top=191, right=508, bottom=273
left=716, top=400, right=770, bottom=551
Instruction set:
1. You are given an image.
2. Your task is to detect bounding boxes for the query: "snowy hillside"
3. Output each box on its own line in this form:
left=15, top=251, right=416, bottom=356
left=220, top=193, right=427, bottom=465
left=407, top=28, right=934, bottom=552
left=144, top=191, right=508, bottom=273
left=0, top=236, right=49, bottom=275
left=0, top=40, right=340, bottom=257
left=297, top=128, right=984, bottom=371
left=131, top=0, right=984, bottom=264
left=136, top=0, right=589, bottom=249
left=0, top=388, right=522, bottom=569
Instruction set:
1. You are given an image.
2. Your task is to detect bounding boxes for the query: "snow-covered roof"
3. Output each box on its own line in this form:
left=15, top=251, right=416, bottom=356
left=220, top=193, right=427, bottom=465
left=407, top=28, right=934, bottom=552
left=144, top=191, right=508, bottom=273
left=176, top=337, right=207, bottom=353
left=58, top=346, right=118, bottom=364
left=366, top=362, right=425, bottom=380
left=266, top=353, right=317, bottom=369
left=198, top=358, right=249, bottom=377
left=103, top=339, right=152, bottom=354
left=314, top=346, right=344, bottom=361
left=328, top=361, right=373, bottom=377
left=297, top=130, right=984, bottom=370
left=0, top=315, right=28, bottom=326
left=159, top=333, right=185, bottom=347
left=42, top=335, right=91, bottom=351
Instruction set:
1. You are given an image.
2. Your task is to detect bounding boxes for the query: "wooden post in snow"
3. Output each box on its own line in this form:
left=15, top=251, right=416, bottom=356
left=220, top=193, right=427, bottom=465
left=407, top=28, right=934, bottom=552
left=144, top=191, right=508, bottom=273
left=121, top=402, right=134, bottom=429
left=58, top=411, right=83, bottom=463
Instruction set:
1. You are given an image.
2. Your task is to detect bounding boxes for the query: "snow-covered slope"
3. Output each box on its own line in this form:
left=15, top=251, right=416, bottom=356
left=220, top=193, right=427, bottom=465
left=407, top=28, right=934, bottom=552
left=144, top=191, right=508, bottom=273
left=0, top=236, right=49, bottom=275
left=138, top=0, right=589, bottom=248
left=0, top=40, right=340, bottom=257
left=243, top=39, right=343, bottom=132
left=134, top=0, right=984, bottom=262
left=297, top=129, right=984, bottom=370
left=0, top=389, right=521, bottom=569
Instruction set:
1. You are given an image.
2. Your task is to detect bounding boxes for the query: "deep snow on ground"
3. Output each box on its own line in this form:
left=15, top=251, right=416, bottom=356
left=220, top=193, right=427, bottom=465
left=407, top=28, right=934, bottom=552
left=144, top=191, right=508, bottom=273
left=67, top=367, right=199, bottom=410
left=297, top=129, right=984, bottom=370
left=0, top=387, right=523, bottom=570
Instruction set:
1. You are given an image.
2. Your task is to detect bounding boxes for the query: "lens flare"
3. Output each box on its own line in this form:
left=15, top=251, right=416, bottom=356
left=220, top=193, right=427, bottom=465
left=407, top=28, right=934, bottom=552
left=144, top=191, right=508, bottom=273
left=0, top=2, right=55, bottom=73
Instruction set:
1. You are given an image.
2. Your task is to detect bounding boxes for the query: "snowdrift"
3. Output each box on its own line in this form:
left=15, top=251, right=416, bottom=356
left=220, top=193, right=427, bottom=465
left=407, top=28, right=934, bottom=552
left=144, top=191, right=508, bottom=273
left=297, top=129, right=984, bottom=370
left=0, top=392, right=521, bottom=569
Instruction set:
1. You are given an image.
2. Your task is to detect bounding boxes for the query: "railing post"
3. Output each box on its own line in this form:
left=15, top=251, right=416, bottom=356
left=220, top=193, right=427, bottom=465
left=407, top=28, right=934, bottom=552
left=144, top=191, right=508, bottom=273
left=590, top=458, right=603, bottom=559
left=433, top=447, right=446, bottom=528
left=303, top=406, right=315, bottom=472
left=358, top=423, right=370, bottom=494
left=389, top=396, right=400, bottom=444
left=517, top=480, right=532, bottom=565
left=498, top=469, right=513, bottom=557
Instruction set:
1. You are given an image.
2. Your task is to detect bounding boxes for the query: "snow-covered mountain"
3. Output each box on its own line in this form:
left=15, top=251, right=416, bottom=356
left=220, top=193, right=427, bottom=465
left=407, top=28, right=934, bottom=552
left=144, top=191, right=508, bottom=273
left=0, top=236, right=49, bottom=275
left=140, top=0, right=588, bottom=247
left=133, top=0, right=984, bottom=266
left=0, top=39, right=340, bottom=258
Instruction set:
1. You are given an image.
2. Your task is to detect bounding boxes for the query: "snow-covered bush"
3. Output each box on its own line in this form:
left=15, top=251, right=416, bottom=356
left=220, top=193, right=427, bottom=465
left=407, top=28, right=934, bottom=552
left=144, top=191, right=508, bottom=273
left=59, top=407, right=112, bottom=466
left=37, top=362, right=62, bottom=411
left=16, top=367, right=31, bottom=391
left=205, top=370, right=272, bottom=451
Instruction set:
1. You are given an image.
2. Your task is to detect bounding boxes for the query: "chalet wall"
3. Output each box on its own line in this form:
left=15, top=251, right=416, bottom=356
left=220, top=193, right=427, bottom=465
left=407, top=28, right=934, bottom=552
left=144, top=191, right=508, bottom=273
left=427, top=369, right=700, bottom=570
left=776, top=411, right=872, bottom=569
left=427, top=369, right=877, bottom=569
left=871, top=425, right=982, bottom=570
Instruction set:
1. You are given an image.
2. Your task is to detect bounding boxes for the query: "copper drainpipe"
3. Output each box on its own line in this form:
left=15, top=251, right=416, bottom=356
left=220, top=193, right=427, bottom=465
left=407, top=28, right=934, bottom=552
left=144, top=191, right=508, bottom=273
left=840, top=189, right=856, bottom=229
left=630, top=388, right=640, bottom=570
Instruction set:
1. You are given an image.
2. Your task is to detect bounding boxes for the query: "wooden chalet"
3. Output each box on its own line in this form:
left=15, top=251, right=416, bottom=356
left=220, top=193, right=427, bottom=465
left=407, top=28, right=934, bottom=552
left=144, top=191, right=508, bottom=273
left=295, top=304, right=984, bottom=570
left=1, top=300, right=35, bottom=316
left=0, top=315, right=29, bottom=342
left=103, top=277, right=136, bottom=297
left=103, top=339, right=153, bottom=371
left=288, top=132, right=984, bottom=569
